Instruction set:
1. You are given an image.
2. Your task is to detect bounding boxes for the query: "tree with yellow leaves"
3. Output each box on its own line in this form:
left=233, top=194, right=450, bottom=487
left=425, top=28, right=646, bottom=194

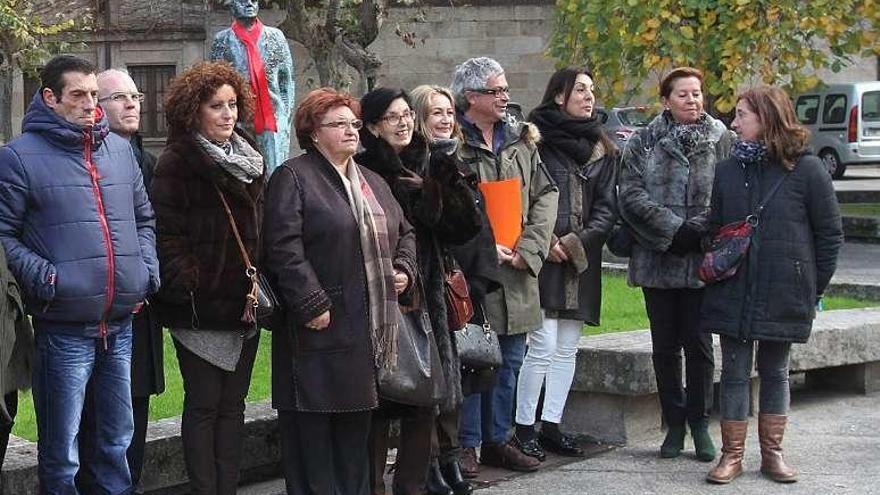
left=0, top=0, right=86, bottom=142
left=550, top=0, right=880, bottom=113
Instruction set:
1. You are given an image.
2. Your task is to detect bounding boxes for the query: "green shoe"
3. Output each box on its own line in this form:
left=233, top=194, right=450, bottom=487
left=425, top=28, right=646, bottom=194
left=690, top=419, right=717, bottom=462
left=660, top=423, right=686, bottom=458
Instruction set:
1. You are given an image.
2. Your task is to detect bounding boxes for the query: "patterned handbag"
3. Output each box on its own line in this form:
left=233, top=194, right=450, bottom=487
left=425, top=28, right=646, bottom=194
left=699, top=173, right=789, bottom=284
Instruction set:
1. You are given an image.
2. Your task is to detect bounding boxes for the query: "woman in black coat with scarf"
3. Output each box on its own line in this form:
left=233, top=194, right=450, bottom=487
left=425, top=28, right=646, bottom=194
left=704, top=86, right=843, bottom=485
left=357, top=87, right=481, bottom=495
left=513, top=67, right=617, bottom=460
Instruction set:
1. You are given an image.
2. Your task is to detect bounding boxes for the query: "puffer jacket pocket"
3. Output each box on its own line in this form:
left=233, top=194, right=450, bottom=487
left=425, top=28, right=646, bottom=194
left=768, top=259, right=814, bottom=321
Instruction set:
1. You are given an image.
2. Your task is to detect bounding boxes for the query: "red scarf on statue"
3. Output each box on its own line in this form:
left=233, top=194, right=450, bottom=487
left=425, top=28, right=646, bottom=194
left=231, top=18, right=277, bottom=133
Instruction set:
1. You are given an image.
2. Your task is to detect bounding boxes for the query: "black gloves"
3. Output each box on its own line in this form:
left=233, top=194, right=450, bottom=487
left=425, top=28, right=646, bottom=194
left=669, top=222, right=704, bottom=256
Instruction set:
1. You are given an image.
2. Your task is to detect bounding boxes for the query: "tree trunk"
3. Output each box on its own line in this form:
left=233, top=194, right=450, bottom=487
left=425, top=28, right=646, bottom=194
left=0, top=67, right=14, bottom=145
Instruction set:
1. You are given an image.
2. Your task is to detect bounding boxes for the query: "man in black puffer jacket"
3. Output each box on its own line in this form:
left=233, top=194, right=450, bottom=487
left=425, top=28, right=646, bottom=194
left=0, top=55, right=159, bottom=494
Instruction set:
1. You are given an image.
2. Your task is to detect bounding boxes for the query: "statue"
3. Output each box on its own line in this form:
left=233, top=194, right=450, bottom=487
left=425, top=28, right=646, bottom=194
left=211, top=0, right=295, bottom=175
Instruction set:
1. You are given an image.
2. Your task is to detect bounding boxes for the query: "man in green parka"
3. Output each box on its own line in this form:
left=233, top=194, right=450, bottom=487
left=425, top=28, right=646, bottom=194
left=451, top=57, right=559, bottom=475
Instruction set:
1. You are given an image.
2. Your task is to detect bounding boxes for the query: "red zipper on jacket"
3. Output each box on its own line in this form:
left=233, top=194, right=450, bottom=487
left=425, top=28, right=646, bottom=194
left=84, top=130, right=115, bottom=350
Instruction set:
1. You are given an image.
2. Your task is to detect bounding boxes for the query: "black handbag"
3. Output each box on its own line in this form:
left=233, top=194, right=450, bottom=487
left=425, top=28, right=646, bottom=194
left=376, top=286, right=445, bottom=407
left=215, top=185, right=278, bottom=326
left=454, top=305, right=502, bottom=372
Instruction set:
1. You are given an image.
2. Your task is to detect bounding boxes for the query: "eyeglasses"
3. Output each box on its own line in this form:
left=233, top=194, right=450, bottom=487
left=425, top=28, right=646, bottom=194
left=98, top=92, right=145, bottom=103
left=380, top=110, right=415, bottom=126
left=467, top=87, right=510, bottom=99
left=319, top=119, right=363, bottom=130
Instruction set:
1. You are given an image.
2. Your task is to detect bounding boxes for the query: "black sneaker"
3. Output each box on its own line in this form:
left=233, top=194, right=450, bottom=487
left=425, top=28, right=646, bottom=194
left=538, top=430, right=586, bottom=457
left=512, top=433, right=546, bottom=462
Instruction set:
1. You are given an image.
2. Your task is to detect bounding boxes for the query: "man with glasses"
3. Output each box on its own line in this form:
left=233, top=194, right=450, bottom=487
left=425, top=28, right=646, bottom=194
left=73, top=68, right=165, bottom=494
left=0, top=55, right=159, bottom=493
left=450, top=57, right=558, bottom=475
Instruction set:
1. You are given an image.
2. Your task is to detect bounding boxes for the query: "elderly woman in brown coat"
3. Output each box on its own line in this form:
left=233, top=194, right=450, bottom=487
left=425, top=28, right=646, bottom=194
left=263, top=88, right=417, bottom=495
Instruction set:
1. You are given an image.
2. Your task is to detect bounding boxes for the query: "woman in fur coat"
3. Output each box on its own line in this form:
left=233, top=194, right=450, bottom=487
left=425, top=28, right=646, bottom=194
left=357, top=87, right=481, bottom=495
left=618, top=67, right=735, bottom=462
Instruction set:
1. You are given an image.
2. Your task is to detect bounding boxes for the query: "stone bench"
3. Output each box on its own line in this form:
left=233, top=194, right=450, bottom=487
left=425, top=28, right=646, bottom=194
left=1, top=403, right=281, bottom=495
left=561, top=307, right=880, bottom=446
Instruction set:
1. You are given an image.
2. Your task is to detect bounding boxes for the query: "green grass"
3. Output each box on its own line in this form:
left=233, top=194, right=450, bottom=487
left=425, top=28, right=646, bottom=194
left=839, top=203, right=880, bottom=217
left=9, top=277, right=879, bottom=441
left=585, top=275, right=878, bottom=336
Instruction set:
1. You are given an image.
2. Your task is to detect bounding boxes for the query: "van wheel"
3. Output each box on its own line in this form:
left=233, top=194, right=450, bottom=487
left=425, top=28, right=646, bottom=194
left=820, top=149, right=846, bottom=179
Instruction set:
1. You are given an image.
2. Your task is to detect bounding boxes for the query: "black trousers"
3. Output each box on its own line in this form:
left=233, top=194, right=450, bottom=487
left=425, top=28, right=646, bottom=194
left=0, top=391, right=17, bottom=469
left=643, top=288, right=714, bottom=426
left=279, top=409, right=372, bottom=495
left=175, top=335, right=259, bottom=495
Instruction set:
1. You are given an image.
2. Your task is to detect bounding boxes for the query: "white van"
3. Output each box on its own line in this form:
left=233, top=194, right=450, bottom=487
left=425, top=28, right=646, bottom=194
left=794, top=81, right=880, bottom=178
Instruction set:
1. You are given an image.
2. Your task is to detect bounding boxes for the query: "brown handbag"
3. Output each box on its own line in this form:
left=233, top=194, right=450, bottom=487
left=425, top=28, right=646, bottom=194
left=215, top=185, right=277, bottom=327
left=444, top=258, right=474, bottom=332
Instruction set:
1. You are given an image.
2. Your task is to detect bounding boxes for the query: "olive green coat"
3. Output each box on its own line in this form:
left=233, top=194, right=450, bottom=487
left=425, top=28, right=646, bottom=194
left=458, top=116, right=559, bottom=335
left=1, top=243, right=34, bottom=422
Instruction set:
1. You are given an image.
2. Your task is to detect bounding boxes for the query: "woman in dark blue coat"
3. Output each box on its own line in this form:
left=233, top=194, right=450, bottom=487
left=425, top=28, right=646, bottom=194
left=703, top=86, right=843, bottom=485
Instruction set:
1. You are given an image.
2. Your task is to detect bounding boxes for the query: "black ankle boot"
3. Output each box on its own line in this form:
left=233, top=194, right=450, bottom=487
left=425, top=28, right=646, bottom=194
left=440, top=459, right=473, bottom=495
left=426, top=460, right=454, bottom=495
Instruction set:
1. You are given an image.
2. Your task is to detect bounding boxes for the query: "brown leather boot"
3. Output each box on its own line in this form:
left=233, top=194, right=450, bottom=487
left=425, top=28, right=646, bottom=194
left=758, top=414, right=798, bottom=483
left=706, top=420, right=748, bottom=484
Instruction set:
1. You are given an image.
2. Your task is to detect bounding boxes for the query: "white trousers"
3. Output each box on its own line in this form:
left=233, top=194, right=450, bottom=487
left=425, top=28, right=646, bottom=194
left=515, top=313, right=582, bottom=425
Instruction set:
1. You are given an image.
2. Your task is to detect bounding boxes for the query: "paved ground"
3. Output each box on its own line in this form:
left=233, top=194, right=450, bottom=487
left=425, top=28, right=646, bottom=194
left=831, top=242, right=880, bottom=287
left=478, top=388, right=880, bottom=495
left=239, top=387, right=880, bottom=494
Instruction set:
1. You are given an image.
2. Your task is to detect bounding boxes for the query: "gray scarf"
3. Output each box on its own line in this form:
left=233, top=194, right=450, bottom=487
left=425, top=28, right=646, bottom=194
left=194, top=131, right=264, bottom=183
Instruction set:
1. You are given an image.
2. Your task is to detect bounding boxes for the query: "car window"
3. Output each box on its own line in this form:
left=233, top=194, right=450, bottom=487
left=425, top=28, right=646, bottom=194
left=795, top=95, right=820, bottom=124
left=594, top=108, right=609, bottom=124
left=619, top=108, right=653, bottom=126
left=863, top=91, right=880, bottom=122
left=822, top=94, right=848, bottom=124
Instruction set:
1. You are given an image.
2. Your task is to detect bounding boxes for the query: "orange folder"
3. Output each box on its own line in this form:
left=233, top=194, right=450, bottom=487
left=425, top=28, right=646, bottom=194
left=478, top=178, right=522, bottom=250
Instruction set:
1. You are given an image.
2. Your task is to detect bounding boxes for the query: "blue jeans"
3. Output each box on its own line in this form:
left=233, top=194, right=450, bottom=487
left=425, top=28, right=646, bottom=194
left=459, top=333, right=527, bottom=447
left=33, top=323, right=134, bottom=495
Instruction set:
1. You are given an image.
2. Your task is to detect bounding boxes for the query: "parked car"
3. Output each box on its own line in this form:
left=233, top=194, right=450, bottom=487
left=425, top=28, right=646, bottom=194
left=595, top=106, right=656, bottom=149
left=794, top=81, right=880, bottom=179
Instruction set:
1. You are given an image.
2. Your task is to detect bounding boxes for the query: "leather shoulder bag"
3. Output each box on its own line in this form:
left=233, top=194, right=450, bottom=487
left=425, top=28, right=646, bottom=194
left=215, top=185, right=278, bottom=327
left=444, top=256, right=475, bottom=332
left=377, top=280, right=445, bottom=407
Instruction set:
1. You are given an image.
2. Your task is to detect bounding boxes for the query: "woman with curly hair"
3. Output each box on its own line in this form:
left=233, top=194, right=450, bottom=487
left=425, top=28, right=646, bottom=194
left=151, top=61, right=266, bottom=495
